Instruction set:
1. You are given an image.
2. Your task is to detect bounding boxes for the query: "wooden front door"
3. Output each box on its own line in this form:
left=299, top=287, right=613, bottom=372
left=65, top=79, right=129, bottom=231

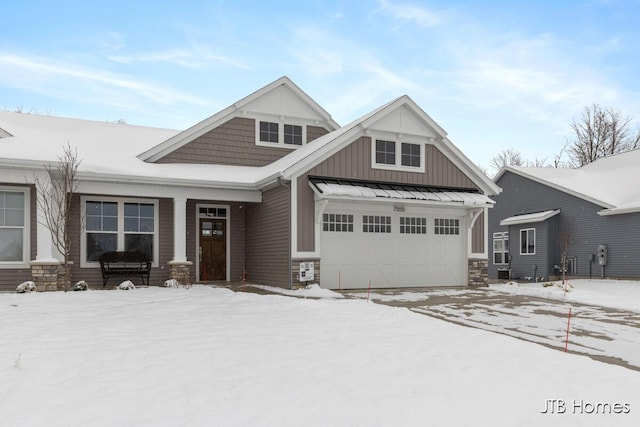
left=199, top=218, right=226, bottom=281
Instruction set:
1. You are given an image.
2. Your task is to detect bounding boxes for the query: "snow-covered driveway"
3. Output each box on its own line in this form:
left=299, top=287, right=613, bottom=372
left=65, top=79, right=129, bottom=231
left=353, top=284, right=640, bottom=371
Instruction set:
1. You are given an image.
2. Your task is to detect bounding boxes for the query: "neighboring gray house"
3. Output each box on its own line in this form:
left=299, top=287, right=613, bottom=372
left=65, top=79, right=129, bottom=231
left=0, top=76, right=498, bottom=291
left=489, top=149, right=640, bottom=281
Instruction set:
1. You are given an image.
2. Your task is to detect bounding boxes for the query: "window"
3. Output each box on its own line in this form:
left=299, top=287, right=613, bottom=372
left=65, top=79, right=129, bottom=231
left=493, top=232, right=509, bottom=264
left=284, top=124, right=303, bottom=145
left=520, top=228, right=535, bottom=254
left=434, top=218, right=459, bottom=235
left=0, top=188, right=28, bottom=265
left=259, top=121, right=278, bottom=143
left=199, top=207, right=227, bottom=218
left=375, top=140, right=396, bottom=165
left=401, top=143, right=421, bottom=167
left=400, top=217, right=427, bottom=234
left=373, top=138, right=424, bottom=171
left=256, top=119, right=306, bottom=148
left=323, top=213, right=354, bottom=232
left=363, top=215, right=391, bottom=233
left=83, top=198, right=158, bottom=266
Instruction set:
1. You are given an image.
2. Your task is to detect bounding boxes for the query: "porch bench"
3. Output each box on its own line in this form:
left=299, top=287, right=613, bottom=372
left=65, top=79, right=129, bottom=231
left=99, top=251, right=151, bottom=287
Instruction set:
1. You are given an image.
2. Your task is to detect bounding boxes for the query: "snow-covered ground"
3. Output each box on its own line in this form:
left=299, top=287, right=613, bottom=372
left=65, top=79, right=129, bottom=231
left=1, top=284, right=639, bottom=426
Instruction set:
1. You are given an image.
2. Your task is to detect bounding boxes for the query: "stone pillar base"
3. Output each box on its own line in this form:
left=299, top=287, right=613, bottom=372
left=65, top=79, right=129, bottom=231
left=30, top=261, right=63, bottom=292
left=168, top=261, right=193, bottom=287
left=468, top=258, right=489, bottom=287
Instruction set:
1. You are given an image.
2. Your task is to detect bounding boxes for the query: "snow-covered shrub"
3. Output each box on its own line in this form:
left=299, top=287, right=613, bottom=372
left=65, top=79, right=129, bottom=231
left=164, top=279, right=181, bottom=288
left=16, top=281, right=37, bottom=293
left=117, top=280, right=136, bottom=290
left=73, top=281, right=89, bottom=291
left=543, top=282, right=554, bottom=288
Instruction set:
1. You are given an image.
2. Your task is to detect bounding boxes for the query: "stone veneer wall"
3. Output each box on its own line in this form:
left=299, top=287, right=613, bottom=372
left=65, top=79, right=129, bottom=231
left=31, top=262, right=64, bottom=291
left=168, top=261, right=193, bottom=287
left=291, top=259, right=320, bottom=289
left=468, top=258, right=489, bottom=287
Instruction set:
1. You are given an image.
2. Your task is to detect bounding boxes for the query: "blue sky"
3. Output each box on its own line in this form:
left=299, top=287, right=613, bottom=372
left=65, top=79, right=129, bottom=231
left=2, top=0, right=640, bottom=170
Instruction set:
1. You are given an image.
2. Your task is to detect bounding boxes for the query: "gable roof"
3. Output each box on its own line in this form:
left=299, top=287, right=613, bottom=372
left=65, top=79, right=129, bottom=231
left=137, top=76, right=340, bottom=162
left=255, top=95, right=500, bottom=195
left=495, top=149, right=640, bottom=215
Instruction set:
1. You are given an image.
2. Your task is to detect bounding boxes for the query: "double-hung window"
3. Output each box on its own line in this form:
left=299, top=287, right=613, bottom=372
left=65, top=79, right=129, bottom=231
left=493, top=232, right=509, bottom=264
left=0, top=187, right=29, bottom=266
left=520, top=228, right=535, bottom=255
left=373, top=138, right=424, bottom=171
left=82, top=197, right=158, bottom=267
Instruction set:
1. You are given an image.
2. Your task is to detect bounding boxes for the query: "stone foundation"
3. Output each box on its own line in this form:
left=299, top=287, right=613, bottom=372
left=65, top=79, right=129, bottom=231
left=468, top=258, right=489, bottom=287
left=31, top=261, right=63, bottom=291
left=168, top=261, right=193, bottom=286
left=291, top=259, right=320, bottom=289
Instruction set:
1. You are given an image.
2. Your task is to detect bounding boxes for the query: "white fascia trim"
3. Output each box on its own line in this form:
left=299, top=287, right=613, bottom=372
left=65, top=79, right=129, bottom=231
left=598, top=206, right=640, bottom=216
left=500, top=209, right=560, bottom=226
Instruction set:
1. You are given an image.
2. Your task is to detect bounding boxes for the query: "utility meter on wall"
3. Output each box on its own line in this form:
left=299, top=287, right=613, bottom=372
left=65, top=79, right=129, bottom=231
left=597, top=244, right=608, bottom=266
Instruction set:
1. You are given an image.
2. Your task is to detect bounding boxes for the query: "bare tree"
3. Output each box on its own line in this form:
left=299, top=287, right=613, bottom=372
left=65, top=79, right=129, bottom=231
left=490, top=148, right=524, bottom=172
left=34, top=143, right=81, bottom=291
left=567, top=104, right=640, bottom=167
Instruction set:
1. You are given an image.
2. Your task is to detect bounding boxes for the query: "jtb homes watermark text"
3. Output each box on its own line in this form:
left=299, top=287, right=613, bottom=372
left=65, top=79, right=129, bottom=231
left=541, top=399, right=630, bottom=415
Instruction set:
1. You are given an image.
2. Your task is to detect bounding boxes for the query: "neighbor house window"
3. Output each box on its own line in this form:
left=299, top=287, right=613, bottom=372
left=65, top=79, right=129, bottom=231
left=82, top=197, right=158, bottom=267
left=520, top=228, right=535, bottom=255
left=0, top=188, right=29, bottom=265
left=493, top=232, right=509, bottom=264
left=434, top=218, right=459, bottom=235
left=400, top=217, right=427, bottom=234
left=256, top=119, right=306, bottom=148
left=363, top=215, right=391, bottom=233
left=323, top=213, right=354, bottom=232
left=373, top=139, right=424, bottom=171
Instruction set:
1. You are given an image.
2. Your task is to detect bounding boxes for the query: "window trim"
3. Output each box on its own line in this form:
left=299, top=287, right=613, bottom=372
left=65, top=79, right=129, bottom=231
left=0, top=185, right=30, bottom=268
left=371, top=136, right=425, bottom=172
left=492, top=231, right=509, bottom=265
left=520, top=228, right=536, bottom=255
left=254, top=116, right=307, bottom=149
left=80, top=196, right=159, bottom=268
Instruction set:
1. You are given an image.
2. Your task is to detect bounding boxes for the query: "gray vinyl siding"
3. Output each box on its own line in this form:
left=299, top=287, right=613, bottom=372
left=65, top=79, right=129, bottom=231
left=0, top=184, right=36, bottom=291
left=69, top=195, right=174, bottom=287
left=186, top=200, right=246, bottom=282
left=245, top=185, right=290, bottom=287
left=297, top=136, right=479, bottom=252
left=489, top=171, right=640, bottom=280
left=156, top=117, right=329, bottom=167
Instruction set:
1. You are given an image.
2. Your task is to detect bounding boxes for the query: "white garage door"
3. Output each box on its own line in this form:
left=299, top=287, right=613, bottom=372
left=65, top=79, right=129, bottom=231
left=320, top=203, right=467, bottom=289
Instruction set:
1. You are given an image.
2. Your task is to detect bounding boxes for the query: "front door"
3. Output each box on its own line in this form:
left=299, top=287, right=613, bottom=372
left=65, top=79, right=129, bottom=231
left=199, top=218, right=226, bottom=281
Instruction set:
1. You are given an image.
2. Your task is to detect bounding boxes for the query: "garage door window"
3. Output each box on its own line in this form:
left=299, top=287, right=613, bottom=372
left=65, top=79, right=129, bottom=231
left=363, top=215, right=391, bottom=233
left=434, top=218, right=459, bottom=235
left=400, top=217, right=427, bottom=234
left=323, top=213, right=353, bottom=232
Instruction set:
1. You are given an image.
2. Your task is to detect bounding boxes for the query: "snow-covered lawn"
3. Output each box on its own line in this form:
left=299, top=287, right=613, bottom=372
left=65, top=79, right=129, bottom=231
left=1, top=285, right=639, bottom=426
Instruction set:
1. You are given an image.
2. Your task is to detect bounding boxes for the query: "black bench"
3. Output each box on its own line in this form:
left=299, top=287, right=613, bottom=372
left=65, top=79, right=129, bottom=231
left=99, top=251, right=151, bottom=287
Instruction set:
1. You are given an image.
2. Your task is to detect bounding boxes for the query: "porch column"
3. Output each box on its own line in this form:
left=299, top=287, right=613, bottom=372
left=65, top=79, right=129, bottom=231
left=31, top=177, right=63, bottom=291
left=168, top=196, right=192, bottom=285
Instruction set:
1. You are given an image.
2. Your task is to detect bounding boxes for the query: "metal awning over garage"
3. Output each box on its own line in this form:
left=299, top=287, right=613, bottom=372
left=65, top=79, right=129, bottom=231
left=309, top=177, right=494, bottom=207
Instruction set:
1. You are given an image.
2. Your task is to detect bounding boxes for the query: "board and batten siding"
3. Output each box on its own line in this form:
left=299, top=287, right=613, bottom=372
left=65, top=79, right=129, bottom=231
left=471, top=211, right=484, bottom=254
left=186, top=200, right=246, bottom=282
left=156, top=117, right=328, bottom=167
left=245, top=185, right=290, bottom=287
left=0, top=184, right=36, bottom=291
left=296, top=136, right=480, bottom=252
left=489, top=171, right=640, bottom=280
left=68, top=195, right=174, bottom=287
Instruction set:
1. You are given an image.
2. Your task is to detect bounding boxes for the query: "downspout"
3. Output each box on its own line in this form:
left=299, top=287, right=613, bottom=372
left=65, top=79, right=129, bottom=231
left=277, top=176, right=292, bottom=289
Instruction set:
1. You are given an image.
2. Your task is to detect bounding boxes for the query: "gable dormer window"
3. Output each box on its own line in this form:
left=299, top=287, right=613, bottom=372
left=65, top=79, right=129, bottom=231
left=256, top=119, right=306, bottom=149
left=372, top=137, right=425, bottom=172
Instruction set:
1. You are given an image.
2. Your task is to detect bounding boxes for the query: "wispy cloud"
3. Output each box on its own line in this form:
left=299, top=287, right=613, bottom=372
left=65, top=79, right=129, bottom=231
left=375, top=0, right=442, bottom=27
left=108, top=47, right=252, bottom=71
left=0, top=53, right=213, bottom=108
